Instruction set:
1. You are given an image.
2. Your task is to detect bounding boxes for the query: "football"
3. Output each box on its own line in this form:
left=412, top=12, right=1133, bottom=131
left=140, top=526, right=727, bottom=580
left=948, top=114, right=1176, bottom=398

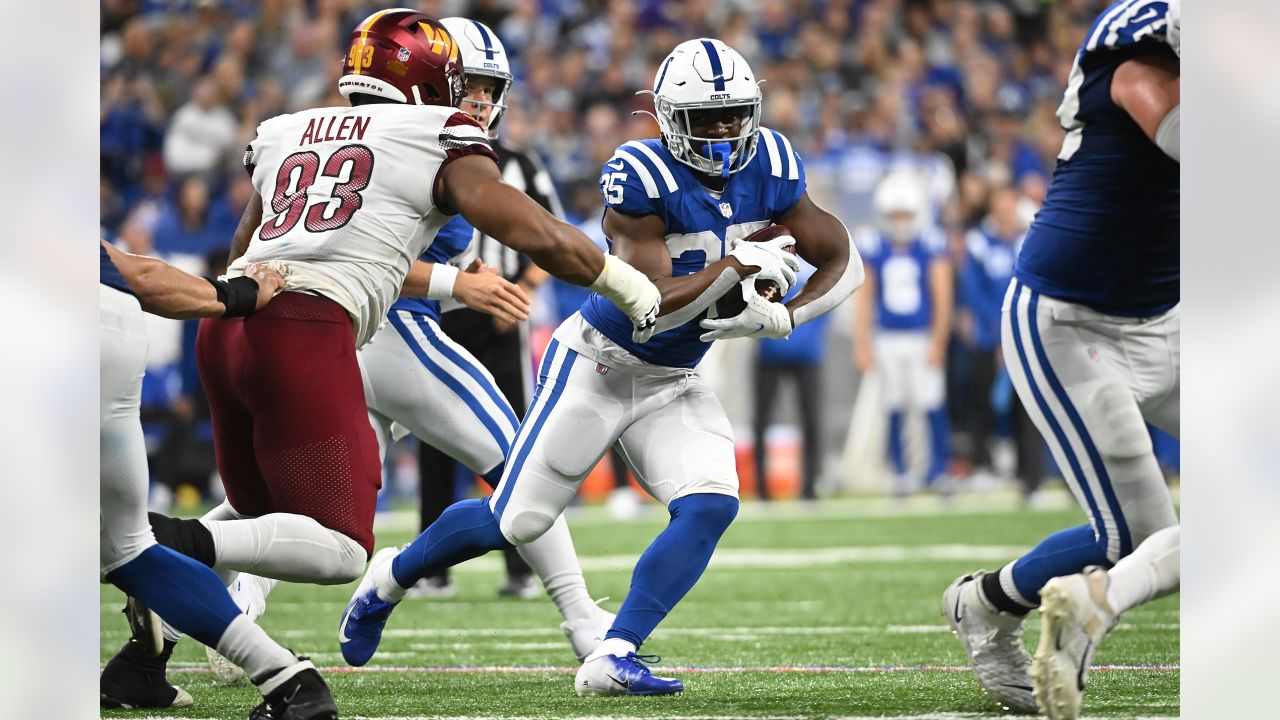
left=714, top=224, right=795, bottom=318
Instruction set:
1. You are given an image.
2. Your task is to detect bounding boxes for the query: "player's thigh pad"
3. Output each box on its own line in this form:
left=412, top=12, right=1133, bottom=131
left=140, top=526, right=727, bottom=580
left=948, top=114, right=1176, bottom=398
left=362, top=312, right=517, bottom=473
left=494, top=341, right=627, bottom=544
left=618, top=373, right=739, bottom=506
left=99, top=286, right=148, bottom=425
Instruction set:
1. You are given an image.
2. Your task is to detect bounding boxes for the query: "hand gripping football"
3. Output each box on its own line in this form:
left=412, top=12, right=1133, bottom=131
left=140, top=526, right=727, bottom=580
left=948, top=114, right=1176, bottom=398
left=715, top=224, right=795, bottom=318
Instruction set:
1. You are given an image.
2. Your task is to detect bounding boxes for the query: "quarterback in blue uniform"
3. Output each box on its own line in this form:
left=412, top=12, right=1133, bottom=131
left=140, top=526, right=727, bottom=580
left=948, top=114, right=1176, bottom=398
left=337, top=37, right=863, bottom=696
left=942, top=3, right=1181, bottom=718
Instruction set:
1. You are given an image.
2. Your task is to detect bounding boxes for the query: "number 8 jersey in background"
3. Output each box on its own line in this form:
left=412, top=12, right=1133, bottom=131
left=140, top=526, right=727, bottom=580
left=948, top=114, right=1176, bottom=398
left=229, top=103, right=496, bottom=347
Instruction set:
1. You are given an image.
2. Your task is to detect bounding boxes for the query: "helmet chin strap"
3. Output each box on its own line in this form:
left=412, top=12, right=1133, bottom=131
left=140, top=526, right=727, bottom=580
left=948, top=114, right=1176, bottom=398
left=700, top=141, right=733, bottom=178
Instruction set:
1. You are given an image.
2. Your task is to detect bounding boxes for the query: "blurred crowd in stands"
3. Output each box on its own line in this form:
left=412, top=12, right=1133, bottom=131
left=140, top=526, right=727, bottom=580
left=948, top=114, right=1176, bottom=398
left=100, top=0, right=1178, bottom=511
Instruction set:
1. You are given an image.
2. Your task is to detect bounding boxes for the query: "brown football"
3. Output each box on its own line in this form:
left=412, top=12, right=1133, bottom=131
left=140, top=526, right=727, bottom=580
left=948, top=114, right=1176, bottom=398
left=714, top=224, right=795, bottom=318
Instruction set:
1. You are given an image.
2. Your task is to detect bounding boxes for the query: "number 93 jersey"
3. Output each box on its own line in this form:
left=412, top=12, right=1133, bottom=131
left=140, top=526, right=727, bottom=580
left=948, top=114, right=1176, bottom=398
left=583, top=128, right=806, bottom=368
left=229, top=103, right=496, bottom=347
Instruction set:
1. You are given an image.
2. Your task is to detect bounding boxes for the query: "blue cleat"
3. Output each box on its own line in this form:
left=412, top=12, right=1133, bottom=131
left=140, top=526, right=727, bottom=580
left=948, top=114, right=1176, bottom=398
left=338, top=547, right=401, bottom=666
left=574, top=652, right=684, bottom=696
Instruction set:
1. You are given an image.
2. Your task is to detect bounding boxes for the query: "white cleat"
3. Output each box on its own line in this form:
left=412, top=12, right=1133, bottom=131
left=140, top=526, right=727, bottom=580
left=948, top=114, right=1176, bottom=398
left=1033, top=567, right=1118, bottom=720
left=942, top=571, right=1037, bottom=713
left=205, top=574, right=270, bottom=685
left=561, top=602, right=616, bottom=662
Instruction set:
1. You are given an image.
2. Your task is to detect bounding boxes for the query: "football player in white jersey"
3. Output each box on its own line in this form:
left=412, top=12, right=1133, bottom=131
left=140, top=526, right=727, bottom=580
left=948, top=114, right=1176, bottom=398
left=942, top=3, right=1180, bottom=718
left=99, top=242, right=338, bottom=718
left=337, top=37, right=862, bottom=696
left=210, top=19, right=613, bottom=682
left=111, top=7, right=661, bottom=693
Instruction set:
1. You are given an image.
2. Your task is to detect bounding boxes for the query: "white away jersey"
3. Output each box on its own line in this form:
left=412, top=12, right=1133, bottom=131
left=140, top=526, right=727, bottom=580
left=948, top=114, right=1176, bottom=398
left=228, top=103, right=496, bottom=346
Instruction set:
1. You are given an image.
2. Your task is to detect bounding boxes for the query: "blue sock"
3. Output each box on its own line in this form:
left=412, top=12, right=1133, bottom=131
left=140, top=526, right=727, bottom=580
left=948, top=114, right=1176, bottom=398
left=391, top=498, right=512, bottom=589
left=925, top=408, right=951, bottom=484
left=887, top=411, right=906, bottom=475
left=606, top=493, right=739, bottom=648
left=105, top=544, right=239, bottom=648
left=1009, top=524, right=1111, bottom=604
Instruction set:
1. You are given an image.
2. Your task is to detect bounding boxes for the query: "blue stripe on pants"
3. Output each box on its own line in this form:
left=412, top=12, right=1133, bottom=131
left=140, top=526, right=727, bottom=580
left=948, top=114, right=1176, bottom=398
left=1024, top=286, right=1131, bottom=558
left=387, top=311, right=511, bottom=456
left=414, top=315, right=520, bottom=431
left=492, top=340, right=578, bottom=519
left=1007, top=281, right=1108, bottom=553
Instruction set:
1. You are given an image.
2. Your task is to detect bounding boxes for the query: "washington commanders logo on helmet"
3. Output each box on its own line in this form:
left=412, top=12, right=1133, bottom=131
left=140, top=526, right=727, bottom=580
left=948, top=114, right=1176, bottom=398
left=338, top=9, right=464, bottom=108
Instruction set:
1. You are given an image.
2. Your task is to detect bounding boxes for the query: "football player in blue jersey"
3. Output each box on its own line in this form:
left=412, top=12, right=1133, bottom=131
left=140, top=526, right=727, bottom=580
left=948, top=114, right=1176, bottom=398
left=853, top=172, right=953, bottom=498
left=337, top=37, right=863, bottom=696
left=208, top=19, right=615, bottom=682
left=942, top=3, right=1180, bottom=718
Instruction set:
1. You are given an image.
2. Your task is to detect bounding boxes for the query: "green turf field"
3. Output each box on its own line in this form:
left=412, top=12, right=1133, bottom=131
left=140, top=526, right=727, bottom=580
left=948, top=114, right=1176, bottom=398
left=100, top=491, right=1179, bottom=719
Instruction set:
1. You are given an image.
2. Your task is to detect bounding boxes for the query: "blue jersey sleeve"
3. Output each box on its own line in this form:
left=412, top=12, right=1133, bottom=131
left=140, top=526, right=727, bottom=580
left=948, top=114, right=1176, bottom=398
left=421, top=215, right=474, bottom=265
left=599, top=151, right=663, bottom=218
left=758, top=128, right=807, bottom=216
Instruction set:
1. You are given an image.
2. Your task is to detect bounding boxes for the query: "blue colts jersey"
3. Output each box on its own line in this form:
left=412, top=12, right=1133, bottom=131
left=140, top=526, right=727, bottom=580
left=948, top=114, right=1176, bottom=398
left=100, top=243, right=136, bottom=296
left=1016, top=0, right=1179, bottom=317
left=581, top=130, right=807, bottom=368
left=857, top=228, right=946, bottom=332
left=389, top=214, right=476, bottom=321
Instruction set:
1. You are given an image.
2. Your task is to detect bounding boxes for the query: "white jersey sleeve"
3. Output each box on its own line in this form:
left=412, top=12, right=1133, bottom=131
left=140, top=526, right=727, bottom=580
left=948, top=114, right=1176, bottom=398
left=229, top=103, right=496, bottom=347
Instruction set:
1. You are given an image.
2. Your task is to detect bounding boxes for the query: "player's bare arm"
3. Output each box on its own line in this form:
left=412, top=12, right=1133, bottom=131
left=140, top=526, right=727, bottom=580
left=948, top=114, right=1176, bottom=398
left=1111, top=52, right=1180, bottom=160
left=927, top=256, right=954, bottom=366
left=227, top=191, right=264, bottom=264
left=602, top=209, right=781, bottom=322
left=102, top=240, right=284, bottom=319
left=400, top=259, right=530, bottom=325
left=442, top=153, right=661, bottom=340
left=777, top=192, right=865, bottom=326
left=852, top=266, right=878, bottom=372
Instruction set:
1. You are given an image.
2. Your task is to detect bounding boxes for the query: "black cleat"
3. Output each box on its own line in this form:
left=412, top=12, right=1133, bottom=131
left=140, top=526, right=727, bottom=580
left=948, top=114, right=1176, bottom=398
left=250, top=664, right=338, bottom=720
left=123, top=596, right=163, bottom=656
left=100, top=638, right=192, bottom=709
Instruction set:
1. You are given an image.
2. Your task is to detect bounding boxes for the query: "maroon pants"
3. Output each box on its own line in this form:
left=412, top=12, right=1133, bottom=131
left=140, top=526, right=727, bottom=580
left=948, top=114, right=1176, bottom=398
left=196, top=292, right=381, bottom=555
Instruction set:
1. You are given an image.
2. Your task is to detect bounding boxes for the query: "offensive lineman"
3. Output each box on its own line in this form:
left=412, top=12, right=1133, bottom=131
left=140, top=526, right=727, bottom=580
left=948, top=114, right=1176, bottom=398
left=99, top=241, right=338, bottom=719
left=942, top=3, right=1180, bottom=718
left=106, top=7, right=660, bottom=693
left=853, top=172, right=953, bottom=497
left=338, top=38, right=862, bottom=696
left=217, top=19, right=612, bottom=681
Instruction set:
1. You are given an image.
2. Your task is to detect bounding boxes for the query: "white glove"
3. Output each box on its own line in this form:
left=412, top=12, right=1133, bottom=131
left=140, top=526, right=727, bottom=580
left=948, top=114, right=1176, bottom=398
left=699, top=282, right=793, bottom=341
left=589, top=255, right=661, bottom=343
left=727, top=235, right=800, bottom=296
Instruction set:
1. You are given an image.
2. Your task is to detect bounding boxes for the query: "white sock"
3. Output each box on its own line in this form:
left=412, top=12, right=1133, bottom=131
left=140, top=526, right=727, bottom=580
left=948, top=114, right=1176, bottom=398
left=200, top=512, right=365, bottom=584
left=215, top=614, right=298, bottom=682
left=1106, top=525, right=1180, bottom=614
left=586, top=637, right=637, bottom=661
left=230, top=573, right=279, bottom=622
left=374, top=549, right=408, bottom=604
left=516, top=515, right=595, bottom=621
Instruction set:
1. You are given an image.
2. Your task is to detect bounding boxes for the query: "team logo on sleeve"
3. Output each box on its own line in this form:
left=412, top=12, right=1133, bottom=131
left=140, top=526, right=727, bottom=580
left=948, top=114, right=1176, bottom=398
left=719, top=202, right=733, bottom=218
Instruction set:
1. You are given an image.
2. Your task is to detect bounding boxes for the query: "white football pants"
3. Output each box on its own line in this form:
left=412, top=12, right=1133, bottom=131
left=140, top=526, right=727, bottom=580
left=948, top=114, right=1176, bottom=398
left=873, top=330, right=944, bottom=411
left=100, top=285, right=158, bottom=577
left=493, top=314, right=738, bottom=545
left=360, top=310, right=519, bottom=473
left=1002, top=279, right=1179, bottom=564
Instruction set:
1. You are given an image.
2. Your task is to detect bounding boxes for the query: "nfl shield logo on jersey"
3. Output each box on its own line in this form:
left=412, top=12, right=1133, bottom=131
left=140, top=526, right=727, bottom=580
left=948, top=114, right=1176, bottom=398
left=397, top=47, right=411, bottom=62
left=719, top=202, right=733, bottom=218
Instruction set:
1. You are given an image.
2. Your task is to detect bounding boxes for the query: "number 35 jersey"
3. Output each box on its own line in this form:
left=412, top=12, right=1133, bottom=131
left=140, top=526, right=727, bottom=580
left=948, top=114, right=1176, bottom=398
left=583, top=129, right=807, bottom=369
left=229, top=103, right=496, bottom=347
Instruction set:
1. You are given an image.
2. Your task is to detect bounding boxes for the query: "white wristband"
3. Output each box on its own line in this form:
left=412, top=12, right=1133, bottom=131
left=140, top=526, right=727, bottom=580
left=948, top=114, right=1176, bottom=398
left=589, top=256, right=650, bottom=315
left=1155, top=104, right=1179, bottom=162
left=426, top=263, right=460, bottom=301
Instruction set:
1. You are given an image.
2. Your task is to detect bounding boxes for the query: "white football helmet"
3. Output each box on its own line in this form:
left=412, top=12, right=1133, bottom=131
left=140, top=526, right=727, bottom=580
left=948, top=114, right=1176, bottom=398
left=440, top=17, right=513, bottom=134
left=873, top=172, right=927, bottom=244
left=1166, top=0, right=1180, bottom=57
left=640, top=38, right=762, bottom=177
